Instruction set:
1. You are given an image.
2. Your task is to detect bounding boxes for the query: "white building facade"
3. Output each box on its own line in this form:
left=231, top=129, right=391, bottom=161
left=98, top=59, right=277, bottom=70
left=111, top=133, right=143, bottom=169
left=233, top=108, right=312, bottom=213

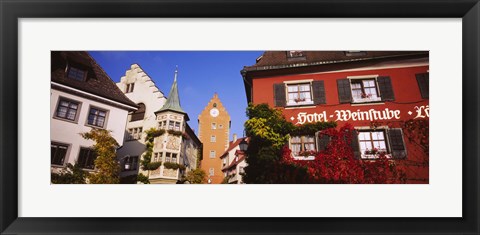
left=116, top=65, right=202, bottom=184
left=115, top=64, right=168, bottom=181
left=220, top=135, right=249, bottom=184
left=50, top=51, right=138, bottom=174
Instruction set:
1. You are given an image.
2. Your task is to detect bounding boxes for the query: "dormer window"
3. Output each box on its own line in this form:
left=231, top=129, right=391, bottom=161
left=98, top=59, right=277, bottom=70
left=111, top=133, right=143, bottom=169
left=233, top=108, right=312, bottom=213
left=345, top=51, right=367, bottom=57
left=286, top=51, right=306, bottom=62
left=287, top=51, right=304, bottom=58
left=67, top=66, right=87, bottom=81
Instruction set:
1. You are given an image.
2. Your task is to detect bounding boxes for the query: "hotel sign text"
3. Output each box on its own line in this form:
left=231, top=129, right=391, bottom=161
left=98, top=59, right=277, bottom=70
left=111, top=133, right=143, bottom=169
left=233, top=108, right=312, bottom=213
left=294, top=105, right=429, bottom=124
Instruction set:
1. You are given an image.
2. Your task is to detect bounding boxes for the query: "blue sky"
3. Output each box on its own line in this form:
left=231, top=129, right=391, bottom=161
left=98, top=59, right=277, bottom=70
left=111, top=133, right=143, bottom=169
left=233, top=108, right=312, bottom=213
left=89, top=51, right=263, bottom=140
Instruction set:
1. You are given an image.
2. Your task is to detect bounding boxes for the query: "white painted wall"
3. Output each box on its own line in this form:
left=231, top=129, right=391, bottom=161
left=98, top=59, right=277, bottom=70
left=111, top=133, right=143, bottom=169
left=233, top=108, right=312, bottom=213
left=50, top=88, right=130, bottom=170
left=115, top=64, right=167, bottom=176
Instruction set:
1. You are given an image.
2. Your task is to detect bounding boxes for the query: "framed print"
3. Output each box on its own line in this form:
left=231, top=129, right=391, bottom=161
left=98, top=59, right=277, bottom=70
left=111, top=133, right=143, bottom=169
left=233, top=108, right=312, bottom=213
left=1, top=0, right=479, bottom=234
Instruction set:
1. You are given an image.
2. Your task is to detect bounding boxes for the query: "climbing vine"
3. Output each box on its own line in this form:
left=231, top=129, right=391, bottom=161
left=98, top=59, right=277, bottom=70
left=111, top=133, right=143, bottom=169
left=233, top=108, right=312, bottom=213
left=137, top=128, right=164, bottom=184
left=81, top=128, right=120, bottom=184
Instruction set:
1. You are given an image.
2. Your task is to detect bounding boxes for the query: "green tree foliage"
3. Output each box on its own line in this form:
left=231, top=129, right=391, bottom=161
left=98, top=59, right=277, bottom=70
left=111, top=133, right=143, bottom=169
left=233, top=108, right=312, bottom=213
left=243, top=103, right=336, bottom=183
left=51, top=163, right=87, bottom=184
left=81, top=128, right=120, bottom=184
left=184, top=168, right=207, bottom=184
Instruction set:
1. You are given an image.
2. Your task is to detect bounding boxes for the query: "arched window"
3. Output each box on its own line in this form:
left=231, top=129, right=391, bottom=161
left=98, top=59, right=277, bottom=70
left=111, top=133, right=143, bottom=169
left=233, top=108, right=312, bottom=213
left=131, top=103, right=145, bottom=122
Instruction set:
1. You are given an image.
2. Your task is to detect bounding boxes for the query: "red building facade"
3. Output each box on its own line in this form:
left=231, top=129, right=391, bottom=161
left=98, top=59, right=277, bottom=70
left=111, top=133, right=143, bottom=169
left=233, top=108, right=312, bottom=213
left=242, top=51, right=429, bottom=183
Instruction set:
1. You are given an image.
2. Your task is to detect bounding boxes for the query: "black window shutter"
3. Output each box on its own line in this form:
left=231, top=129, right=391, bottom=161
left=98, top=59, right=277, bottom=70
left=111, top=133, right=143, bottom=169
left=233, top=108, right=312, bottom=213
left=315, top=131, right=330, bottom=152
left=416, top=73, right=429, bottom=99
left=273, top=83, right=286, bottom=107
left=388, top=128, right=407, bottom=159
left=349, top=130, right=361, bottom=159
left=312, top=80, right=326, bottom=105
left=337, top=79, right=352, bottom=103
left=377, top=76, right=395, bottom=101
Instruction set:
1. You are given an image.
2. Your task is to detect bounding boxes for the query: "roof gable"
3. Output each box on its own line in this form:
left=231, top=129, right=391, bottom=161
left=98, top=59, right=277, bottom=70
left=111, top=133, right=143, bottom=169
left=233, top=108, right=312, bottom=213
left=51, top=51, right=138, bottom=109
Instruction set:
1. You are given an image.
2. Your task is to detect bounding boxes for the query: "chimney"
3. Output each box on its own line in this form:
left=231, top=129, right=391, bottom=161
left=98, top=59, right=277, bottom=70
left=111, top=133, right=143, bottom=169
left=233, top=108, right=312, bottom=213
left=233, top=133, right=237, bottom=142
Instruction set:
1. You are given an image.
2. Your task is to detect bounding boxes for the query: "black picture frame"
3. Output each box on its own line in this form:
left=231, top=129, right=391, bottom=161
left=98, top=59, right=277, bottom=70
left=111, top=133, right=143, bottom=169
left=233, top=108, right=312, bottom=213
left=1, top=0, right=478, bottom=234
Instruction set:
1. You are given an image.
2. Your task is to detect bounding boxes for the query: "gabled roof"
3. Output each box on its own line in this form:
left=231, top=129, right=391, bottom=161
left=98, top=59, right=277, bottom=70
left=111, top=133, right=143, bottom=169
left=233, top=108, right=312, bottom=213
left=51, top=51, right=138, bottom=110
left=155, top=68, right=189, bottom=120
left=223, top=154, right=246, bottom=171
left=220, top=137, right=249, bottom=159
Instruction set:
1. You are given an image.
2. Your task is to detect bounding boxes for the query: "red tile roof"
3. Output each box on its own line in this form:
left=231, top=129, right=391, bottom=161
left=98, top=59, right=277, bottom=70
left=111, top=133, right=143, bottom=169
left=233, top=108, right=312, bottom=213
left=220, top=137, right=249, bottom=159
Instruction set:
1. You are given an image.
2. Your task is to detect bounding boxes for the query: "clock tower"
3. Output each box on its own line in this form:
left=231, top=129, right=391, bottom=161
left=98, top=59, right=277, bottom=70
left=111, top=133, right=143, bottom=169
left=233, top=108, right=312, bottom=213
left=198, top=93, right=231, bottom=184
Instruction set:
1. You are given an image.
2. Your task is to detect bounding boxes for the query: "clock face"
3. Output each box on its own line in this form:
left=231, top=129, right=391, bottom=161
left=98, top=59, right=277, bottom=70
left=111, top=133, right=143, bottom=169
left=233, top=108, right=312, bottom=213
left=210, top=108, right=219, bottom=117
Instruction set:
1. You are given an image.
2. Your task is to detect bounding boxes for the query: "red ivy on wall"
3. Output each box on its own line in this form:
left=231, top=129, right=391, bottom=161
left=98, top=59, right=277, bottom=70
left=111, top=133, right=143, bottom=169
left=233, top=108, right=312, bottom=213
left=280, top=123, right=401, bottom=184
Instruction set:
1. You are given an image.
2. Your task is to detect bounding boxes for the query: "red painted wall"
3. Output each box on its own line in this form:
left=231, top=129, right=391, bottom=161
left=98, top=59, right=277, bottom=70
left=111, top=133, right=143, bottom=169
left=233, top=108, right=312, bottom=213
left=251, top=65, right=429, bottom=183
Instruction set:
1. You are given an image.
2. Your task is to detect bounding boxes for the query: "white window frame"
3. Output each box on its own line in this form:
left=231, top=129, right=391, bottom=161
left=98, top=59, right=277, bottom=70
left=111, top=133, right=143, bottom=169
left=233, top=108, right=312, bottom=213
left=210, top=135, right=216, bottom=142
left=284, top=80, right=314, bottom=106
left=290, top=135, right=316, bottom=160
left=355, top=126, right=393, bottom=160
left=209, top=150, right=216, bottom=158
left=86, top=106, right=108, bottom=128
left=348, top=75, right=382, bottom=104
left=126, top=127, right=143, bottom=141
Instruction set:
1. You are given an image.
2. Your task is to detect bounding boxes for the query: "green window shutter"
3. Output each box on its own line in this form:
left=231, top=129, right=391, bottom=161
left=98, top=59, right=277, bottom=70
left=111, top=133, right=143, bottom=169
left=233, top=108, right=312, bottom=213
left=273, top=83, right=286, bottom=107
left=315, top=131, right=331, bottom=152
left=312, top=80, right=326, bottom=105
left=388, top=128, right=407, bottom=159
left=337, top=79, right=352, bottom=103
left=377, top=76, right=395, bottom=101
left=416, top=73, right=429, bottom=99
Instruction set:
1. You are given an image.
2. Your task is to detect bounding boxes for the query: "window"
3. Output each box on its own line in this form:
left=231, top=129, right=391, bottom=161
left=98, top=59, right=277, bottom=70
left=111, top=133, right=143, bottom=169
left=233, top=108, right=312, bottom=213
left=287, top=51, right=304, bottom=58
left=209, top=168, right=215, bottom=176
left=286, top=83, right=313, bottom=105
left=337, top=77, right=394, bottom=104
left=291, top=135, right=316, bottom=158
left=222, top=158, right=227, bottom=167
left=219, top=124, right=223, bottom=129
left=123, top=156, right=138, bottom=171
left=77, top=147, right=97, bottom=169
left=67, top=66, right=87, bottom=81
left=358, top=131, right=388, bottom=159
left=209, top=150, right=216, bottom=158
left=159, top=120, right=167, bottom=129
left=174, top=122, right=181, bottom=131
left=130, top=103, right=145, bottom=122
left=350, top=79, right=381, bottom=103
left=55, top=98, right=80, bottom=121
left=166, top=121, right=181, bottom=131
left=87, top=107, right=107, bottom=128
left=210, top=135, right=216, bottom=142
left=125, top=83, right=135, bottom=93
left=416, top=73, right=429, bottom=99
left=211, top=123, right=217, bottom=129
left=345, top=51, right=367, bottom=57
left=126, top=127, right=143, bottom=141
left=51, top=142, right=68, bottom=165
left=153, top=152, right=162, bottom=162
left=165, top=152, right=177, bottom=163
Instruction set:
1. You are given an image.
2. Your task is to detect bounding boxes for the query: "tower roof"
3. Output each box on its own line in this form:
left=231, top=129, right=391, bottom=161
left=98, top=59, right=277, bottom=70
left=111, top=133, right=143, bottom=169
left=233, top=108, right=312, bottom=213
left=156, top=67, right=188, bottom=119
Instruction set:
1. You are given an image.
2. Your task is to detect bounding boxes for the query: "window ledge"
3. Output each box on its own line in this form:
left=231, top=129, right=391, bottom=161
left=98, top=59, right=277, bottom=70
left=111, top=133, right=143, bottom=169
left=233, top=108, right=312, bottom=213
left=361, top=154, right=392, bottom=160
left=52, top=116, right=79, bottom=124
left=85, top=123, right=105, bottom=129
left=287, top=101, right=314, bottom=106
left=351, top=101, right=385, bottom=106
left=51, top=164, right=66, bottom=168
left=293, top=155, right=315, bottom=160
